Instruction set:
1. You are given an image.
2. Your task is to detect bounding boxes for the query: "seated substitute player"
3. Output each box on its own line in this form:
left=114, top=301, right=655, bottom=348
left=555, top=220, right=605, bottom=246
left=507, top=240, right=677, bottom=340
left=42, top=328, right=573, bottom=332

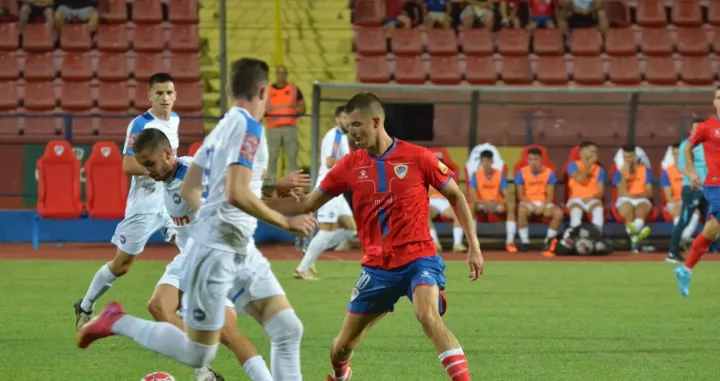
left=267, top=92, right=484, bottom=381
left=77, top=58, right=316, bottom=380
left=74, top=73, right=180, bottom=330
left=428, top=162, right=468, bottom=253
left=515, top=148, right=563, bottom=253
left=613, top=144, right=653, bottom=250
left=294, top=106, right=358, bottom=280
left=566, top=141, right=606, bottom=231
left=467, top=150, right=517, bottom=252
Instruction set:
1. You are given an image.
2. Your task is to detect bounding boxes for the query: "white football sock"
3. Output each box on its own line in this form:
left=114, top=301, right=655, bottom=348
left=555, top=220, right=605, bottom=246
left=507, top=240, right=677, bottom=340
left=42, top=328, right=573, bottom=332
left=430, top=228, right=440, bottom=244
left=590, top=207, right=604, bottom=230
left=505, top=220, right=517, bottom=244
left=452, top=227, right=464, bottom=245
left=81, top=263, right=117, bottom=312
left=569, top=208, right=583, bottom=228
left=298, top=230, right=355, bottom=272
left=243, top=355, right=274, bottom=381
left=519, top=227, right=530, bottom=244
left=546, top=228, right=558, bottom=240
left=264, top=309, right=304, bottom=380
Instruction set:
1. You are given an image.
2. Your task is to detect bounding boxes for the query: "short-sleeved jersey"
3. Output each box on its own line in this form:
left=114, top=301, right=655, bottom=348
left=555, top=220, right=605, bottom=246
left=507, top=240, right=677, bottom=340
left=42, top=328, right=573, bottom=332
left=677, top=139, right=707, bottom=187
left=191, top=107, right=269, bottom=253
left=514, top=166, right=557, bottom=202
left=470, top=169, right=508, bottom=201
left=612, top=164, right=653, bottom=196
left=567, top=161, right=606, bottom=199
left=316, top=126, right=351, bottom=187
left=319, top=139, right=453, bottom=270
left=122, top=111, right=180, bottom=216
left=660, top=164, right=683, bottom=201
left=689, top=116, right=720, bottom=187
left=163, top=156, right=194, bottom=251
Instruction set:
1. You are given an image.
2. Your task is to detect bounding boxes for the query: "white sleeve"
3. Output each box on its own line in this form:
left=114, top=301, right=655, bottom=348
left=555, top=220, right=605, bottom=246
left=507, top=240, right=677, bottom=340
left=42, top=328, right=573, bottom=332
left=122, top=118, right=143, bottom=155
left=339, top=134, right=351, bottom=158
left=319, top=132, right=335, bottom=167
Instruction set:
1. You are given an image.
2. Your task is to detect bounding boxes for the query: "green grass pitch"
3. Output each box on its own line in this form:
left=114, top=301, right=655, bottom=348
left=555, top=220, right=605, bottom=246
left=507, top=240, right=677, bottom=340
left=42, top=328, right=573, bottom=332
left=1, top=259, right=719, bottom=380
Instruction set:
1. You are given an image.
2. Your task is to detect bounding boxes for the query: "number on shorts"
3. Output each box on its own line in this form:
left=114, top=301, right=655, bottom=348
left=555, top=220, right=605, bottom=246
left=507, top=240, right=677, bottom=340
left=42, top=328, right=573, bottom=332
left=354, top=271, right=371, bottom=291
left=201, top=146, right=215, bottom=199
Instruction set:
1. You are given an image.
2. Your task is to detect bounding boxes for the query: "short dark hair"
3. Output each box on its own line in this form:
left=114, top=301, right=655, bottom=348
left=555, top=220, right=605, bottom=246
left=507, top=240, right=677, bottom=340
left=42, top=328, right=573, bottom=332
left=527, top=148, right=542, bottom=157
left=692, top=117, right=705, bottom=125
left=335, top=105, right=345, bottom=117
left=672, top=142, right=681, bottom=149
left=622, top=144, right=636, bottom=153
left=132, top=128, right=170, bottom=154
left=230, top=58, right=270, bottom=101
left=148, top=73, right=174, bottom=88
left=480, top=150, right=493, bottom=159
left=579, top=141, right=596, bottom=149
left=345, top=92, right=384, bottom=116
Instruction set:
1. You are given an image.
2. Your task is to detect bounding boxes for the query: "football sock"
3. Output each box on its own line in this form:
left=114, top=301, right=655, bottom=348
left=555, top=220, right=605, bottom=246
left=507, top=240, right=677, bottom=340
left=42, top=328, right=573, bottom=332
left=264, top=309, right=303, bottom=380
left=298, top=230, right=353, bottom=272
left=673, top=216, right=680, bottom=226
left=546, top=228, right=558, bottom=240
left=506, top=221, right=517, bottom=244
left=569, top=208, right=583, bottom=228
left=685, top=234, right=713, bottom=270
left=590, top=207, right=604, bottom=230
left=81, top=263, right=117, bottom=312
left=430, top=228, right=440, bottom=244
left=519, top=227, right=530, bottom=244
left=633, top=218, right=644, bottom=233
left=452, top=227, right=464, bottom=245
left=331, top=358, right=351, bottom=380
left=439, top=348, right=471, bottom=381
left=242, top=355, right=273, bottom=381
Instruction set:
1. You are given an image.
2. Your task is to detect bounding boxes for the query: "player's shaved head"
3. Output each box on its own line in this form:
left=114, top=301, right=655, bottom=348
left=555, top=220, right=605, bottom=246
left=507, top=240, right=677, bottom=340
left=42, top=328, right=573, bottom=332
left=133, top=128, right=170, bottom=154
left=133, top=128, right=175, bottom=181
left=345, top=92, right=385, bottom=118
left=230, top=58, right=270, bottom=101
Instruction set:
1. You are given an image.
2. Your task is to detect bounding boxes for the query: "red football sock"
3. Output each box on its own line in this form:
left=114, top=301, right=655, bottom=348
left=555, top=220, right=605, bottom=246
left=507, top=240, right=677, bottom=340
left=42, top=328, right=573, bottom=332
left=685, top=234, right=713, bottom=270
left=331, top=358, right=351, bottom=378
left=440, top=349, right=471, bottom=381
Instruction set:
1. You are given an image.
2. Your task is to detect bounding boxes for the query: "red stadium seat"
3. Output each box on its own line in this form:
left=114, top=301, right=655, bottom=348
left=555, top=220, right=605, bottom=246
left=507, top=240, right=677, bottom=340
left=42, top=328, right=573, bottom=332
left=461, top=28, right=493, bottom=56
left=0, top=81, right=18, bottom=112
left=169, top=0, right=199, bottom=24
left=352, top=0, right=383, bottom=26
left=394, top=55, right=425, bottom=84
left=61, top=81, right=93, bottom=111
left=497, top=29, right=528, bottom=56
left=465, top=55, right=496, bottom=85
left=644, top=56, right=677, bottom=85
left=173, top=82, right=203, bottom=112
left=430, top=56, right=461, bottom=85
left=60, top=24, right=92, bottom=52
left=180, top=111, right=205, bottom=140
left=681, top=56, right=714, bottom=85
left=170, top=53, right=201, bottom=82
left=60, top=52, right=92, bottom=81
left=133, top=81, right=151, bottom=110
left=536, top=56, right=568, bottom=85
left=98, top=81, right=130, bottom=111
left=572, top=56, right=605, bottom=85
left=97, top=111, right=131, bottom=138
left=67, top=111, right=96, bottom=139
left=97, top=24, right=129, bottom=53
left=23, top=24, right=53, bottom=52
left=0, top=23, right=19, bottom=51
left=103, top=0, right=127, bottom=24
left=604, top=27, right=636, bottom=56
left=23, top=81, right=56, bottom=110
left=609, top=55, right=641, bottom=85
left=132, top=0, right=162, bottom=24
left=710, top=0, right=720, bottom=25
left=36, top=140, right=83, bottom=219
left=356, top=56, right=389, bottom=83
left=512, top=145, right=557, bottom=175
left=640, top=28, right=672, bottom=55
left=23, top=110, right=61, bottom=137
left=606, top=0, right=631, bottom=27
left=533, top=28, right=563, bottom=56
left=356, top=27, right=386, bottom=56
left=134, top=53, right=167, bottom=82
left=570, top=28, right=602, bottom=56
left=168, top=25, right=200, bottom=53
left=427, top=28, right=458, bottom=56
left=607, top=164, right=659, bottom=223
left=84, top=141, right=127, bottom=219
left=676, top=27, right=709, bottom=56
left=672, top=0, right=702, bottom=27
left=713, top=26, right=720, bottom=52
left=97, top=53, right=129, bottom=82
left=24, top=53, right=54, bottom=81
left=188, top=141, right=203, bottom=157
left=0, top=52, right=18, bottom=80
left=501, top=56, right=532, bottom=84
left=390, top=28, right=422, bottom=55
left=133, top=24, right=165, bottom=53
left=636, top=0, right=666, bottom=27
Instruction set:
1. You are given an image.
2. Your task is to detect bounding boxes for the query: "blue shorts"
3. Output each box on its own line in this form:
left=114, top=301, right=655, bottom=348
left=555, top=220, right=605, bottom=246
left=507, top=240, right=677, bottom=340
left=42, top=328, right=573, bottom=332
left=532, top=16, right=553, bottom=27
left=348, top=255, right=447, bottom=315
left=704, top=186, right=720, bottom=219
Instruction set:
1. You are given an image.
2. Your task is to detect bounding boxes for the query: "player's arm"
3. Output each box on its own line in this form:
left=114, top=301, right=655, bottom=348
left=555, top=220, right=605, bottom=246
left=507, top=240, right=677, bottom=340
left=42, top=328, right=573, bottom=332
left=514, top=171, right=527, bottom=202
left=595, top=167, right=606, bottom=200
left=466, top=172, right=479, bottom=211
left=499, top=172, right=510, bottom=205
left=296, top=88, right=306, bottom=115
left=613, top=170, right=628, bottom=197
left=439, top=178, right=480, bottom=251
left=179, top=163, right=204, bottom=212
left=685, top=124, right=706, bottom=185
left=122, top=120, right=149, bottom=176
left=643, top=167, right=654, bottom=198
left=546, top=171, right=557, bottom=204
left=568, top=161, right=589, bottom=183
left=660, top=169, right=673, bottom=204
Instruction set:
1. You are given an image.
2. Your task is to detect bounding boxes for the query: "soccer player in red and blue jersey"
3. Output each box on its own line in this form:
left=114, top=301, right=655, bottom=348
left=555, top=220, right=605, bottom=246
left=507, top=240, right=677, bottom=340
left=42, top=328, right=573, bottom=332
left=674, top=86, right=720, bottom=297
left=268, top=92, right=484, bottom=381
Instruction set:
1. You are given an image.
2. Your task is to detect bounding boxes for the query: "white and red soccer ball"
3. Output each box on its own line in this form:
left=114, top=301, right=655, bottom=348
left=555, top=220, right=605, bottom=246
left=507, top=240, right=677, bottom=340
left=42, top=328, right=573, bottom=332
left=141, top=372, right=176, bottom=381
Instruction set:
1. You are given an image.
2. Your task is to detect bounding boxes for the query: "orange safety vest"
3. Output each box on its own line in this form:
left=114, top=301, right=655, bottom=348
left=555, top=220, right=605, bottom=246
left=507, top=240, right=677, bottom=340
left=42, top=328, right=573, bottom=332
left=519, top=165, right=552, bottom=202
left=665, top=164, right=682, bottom=200
left=473, top=168, right=504, bottom=202
left=568, top=160, right=602, bottom=199
left=620, top=164, right=650, bottom=196
left=266, top=84, right=298, bottom=128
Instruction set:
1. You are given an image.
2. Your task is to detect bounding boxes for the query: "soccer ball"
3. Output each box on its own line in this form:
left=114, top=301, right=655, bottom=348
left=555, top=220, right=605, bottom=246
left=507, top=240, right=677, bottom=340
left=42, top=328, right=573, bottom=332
left=141, top=372, right=176, bottom=381
left=575, top=238, right=594, bottom=255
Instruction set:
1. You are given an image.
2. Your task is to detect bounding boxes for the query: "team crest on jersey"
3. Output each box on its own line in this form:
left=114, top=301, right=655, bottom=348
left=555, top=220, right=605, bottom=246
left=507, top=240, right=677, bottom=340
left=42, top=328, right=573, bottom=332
left=438, top=161, right=449, bottom=174
left=101, top=147, right=111, bottom=157
left=173, top=193, right=181, bottom=204
left=394, top=164, right=408, bottom=179
left=53, top=145, right=64, bottom=156
left=434, top=152, right=443, bottom=159
left=239, top=135, right=260, bottom=163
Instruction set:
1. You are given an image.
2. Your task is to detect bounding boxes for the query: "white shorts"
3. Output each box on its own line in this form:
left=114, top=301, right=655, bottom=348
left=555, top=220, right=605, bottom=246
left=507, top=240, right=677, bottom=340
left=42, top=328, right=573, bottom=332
left=427, top=11, right=446, bottom=23
left=461, top=5, right=486, bottom=22
left=566, top=198, right=603, bottom=212
left=665, top=201, right=681, bottom=212
left=111, top=212, right=177, bottom=255
left=520, top=200, right=556, bottom=210
left=317, top=195, right=353, bottom=224
left=615, top=197, right=652, bottom=209
left=429, top=198, right=452, bottom=214
left=182, top=243, right=285, bottom=331
left=476, top=201, right=506, bottom=213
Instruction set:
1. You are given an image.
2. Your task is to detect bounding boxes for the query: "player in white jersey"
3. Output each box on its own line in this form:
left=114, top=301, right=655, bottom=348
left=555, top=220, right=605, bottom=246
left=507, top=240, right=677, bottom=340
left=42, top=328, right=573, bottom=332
left=74, top=73, right=180, bottom=330
left=294, top=106, right=357, bottom=280
left=78, top=58, right=316, bottom=380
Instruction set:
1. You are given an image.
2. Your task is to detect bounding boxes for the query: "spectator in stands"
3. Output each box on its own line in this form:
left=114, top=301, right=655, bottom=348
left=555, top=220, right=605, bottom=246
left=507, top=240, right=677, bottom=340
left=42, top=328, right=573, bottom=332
left=526, top=0, right=557, bottom=32
left=423, top=0, right=450, bottom=27
left=557, top=0, right=608, bottom=34
left=514, top=148, right=563, bottom=254
left=382, top=0, right=406, bottom=35
left=400, top=0, right=424, bottom=28
left=54, top=0, right=101, bottom=38
left=566, top=141, right=606, bottom=231
left=468, top=150, right=518, bottom=253
left=612, top=144, right=653, bottom=249
left=499, top=0, right=522, bottom=28
left=19, top=0, right=53, bottom=34
left=460, top=0, right=495, bottom=30
left=264, top=65, right=305, bottom=193
left=661, top=144, right=686, bottom=225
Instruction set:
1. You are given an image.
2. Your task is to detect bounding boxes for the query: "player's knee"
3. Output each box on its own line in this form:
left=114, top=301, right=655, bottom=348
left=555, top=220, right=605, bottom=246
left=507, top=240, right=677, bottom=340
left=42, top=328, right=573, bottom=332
left=146, top=297, right=172, bottom=322
left=552, top=208, right=564, bottom=220
left=265, top=309, right=304, bottom=344
left=185, top=340, right=219, bottom=368
left=415, top=308, right=444, bottom=336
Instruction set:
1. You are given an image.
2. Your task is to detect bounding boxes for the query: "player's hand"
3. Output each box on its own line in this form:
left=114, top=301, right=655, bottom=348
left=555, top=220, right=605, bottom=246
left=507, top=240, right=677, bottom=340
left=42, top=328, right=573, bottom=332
left=467, top=247, right=484, bottom=281
left=276, top=170, right=311, bottom=192
left=689, top=171, right=701, bottom=189
left=286, top=214, right=317, bottom=236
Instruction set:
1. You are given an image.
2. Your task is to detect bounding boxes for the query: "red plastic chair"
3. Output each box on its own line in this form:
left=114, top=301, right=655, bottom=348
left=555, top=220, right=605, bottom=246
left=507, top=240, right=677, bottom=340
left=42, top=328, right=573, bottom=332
left=188, top=141, right=203, bottom=157
left=37, top=140, right=83, bottom=219
left=84, top=141, right=127, bottom=219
